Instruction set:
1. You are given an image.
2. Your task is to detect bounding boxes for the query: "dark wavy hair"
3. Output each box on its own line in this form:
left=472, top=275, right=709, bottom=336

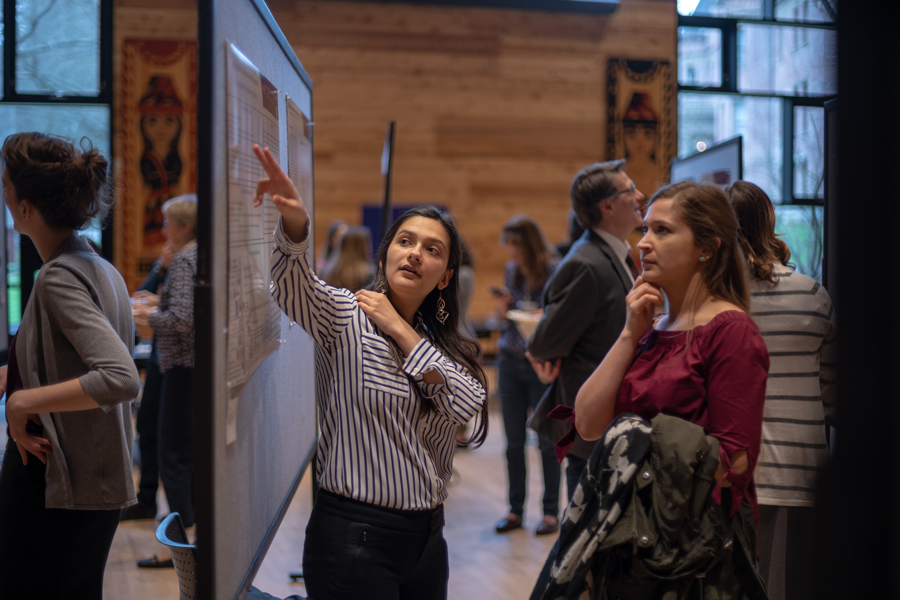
left=1, top=132, right=111, bottom=230
left=369, top=206, right=489, bottom=447
left=726, top=181, right=793, bottom=284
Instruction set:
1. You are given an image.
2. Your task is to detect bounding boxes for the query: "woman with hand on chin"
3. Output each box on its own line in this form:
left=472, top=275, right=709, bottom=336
left=574, top=182, right=769, bottom=592
left=252, top=145, right=487, bottom=600
left=0, top=133, right=140, bottom=599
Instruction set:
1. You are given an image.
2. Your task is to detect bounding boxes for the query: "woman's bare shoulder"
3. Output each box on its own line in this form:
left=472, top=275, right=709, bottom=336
left=693, top=301, right=746, bottom=327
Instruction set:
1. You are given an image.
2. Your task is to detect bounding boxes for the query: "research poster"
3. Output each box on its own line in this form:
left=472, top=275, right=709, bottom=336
left=285, top=96, right=314, bottom=237
left=225, top=43, right=283, bottom=443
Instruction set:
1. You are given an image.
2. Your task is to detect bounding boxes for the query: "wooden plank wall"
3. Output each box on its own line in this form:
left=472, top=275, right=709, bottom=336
left=112, top=0, right=677, bottom=319
left=271, top=0, right=676, bottom=319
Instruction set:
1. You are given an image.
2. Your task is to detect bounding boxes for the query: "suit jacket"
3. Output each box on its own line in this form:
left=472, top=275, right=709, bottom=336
left=528, top=229, right=632, bottom=459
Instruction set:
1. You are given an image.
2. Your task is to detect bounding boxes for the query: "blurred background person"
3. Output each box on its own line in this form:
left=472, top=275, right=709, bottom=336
left=0, top=132, right=140, bottom=598
left=455, top=235, right=477, bottom=446
left=728, top=181, right=836, bottom=600
left=121, top=241, right=174, bottom=521
left=491, top=215, right=561, bottom=536
left=554, top=209, right=585, bottom=258
left=133, top=194, right=198, bottom=569
left=319, top=224, right=375, bottom=293
left=316, top=219, right=348, bottom=272
left=457, top=234, right=476, bottom=340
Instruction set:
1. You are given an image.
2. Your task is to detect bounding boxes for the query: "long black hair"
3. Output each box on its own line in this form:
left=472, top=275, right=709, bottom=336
left=368, top=205, right=489, bottom=447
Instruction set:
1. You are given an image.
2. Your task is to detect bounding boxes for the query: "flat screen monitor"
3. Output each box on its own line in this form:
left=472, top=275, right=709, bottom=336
left=670, top=136, right=742, bottom=188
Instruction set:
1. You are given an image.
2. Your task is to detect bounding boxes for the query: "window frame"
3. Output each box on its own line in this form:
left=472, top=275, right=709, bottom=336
left=3, top=0, right=113, bottom=105
left=678, top=6, right=836, bottom=206
left=1, top=0, right=114, bottom=340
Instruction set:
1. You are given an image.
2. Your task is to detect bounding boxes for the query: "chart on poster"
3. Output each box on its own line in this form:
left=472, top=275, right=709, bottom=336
left=225, top=43, right=283, bottom=442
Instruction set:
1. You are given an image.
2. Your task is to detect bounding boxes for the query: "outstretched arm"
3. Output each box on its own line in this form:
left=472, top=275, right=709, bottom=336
left=255, top=145, right=357, bottom=349
left=253, top=144, right=309, bottom=242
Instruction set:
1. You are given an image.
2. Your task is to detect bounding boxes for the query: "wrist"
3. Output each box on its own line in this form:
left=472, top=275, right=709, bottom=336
left=619, top=330, right=640, bottom=348
left=283, top=215, right=310, bottom=244
left=392, top=323, right=422, bottom=356
left=6, top=390, right=27, bottom=415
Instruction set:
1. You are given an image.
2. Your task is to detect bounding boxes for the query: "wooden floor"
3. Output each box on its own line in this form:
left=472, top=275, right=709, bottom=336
left=99, top=407, right=561, bottom=599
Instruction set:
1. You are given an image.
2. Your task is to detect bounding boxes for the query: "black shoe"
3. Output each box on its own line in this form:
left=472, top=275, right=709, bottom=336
left=137, top=555, right=174, bottom=569
left=495, top=515, right=523, bottom=533
left=120, top=501, right=157, bottom=521
left=535, top=517, right=559, bottom=536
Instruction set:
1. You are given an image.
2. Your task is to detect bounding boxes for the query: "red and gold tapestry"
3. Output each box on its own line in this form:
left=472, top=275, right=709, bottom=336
left=120, top=39, right=197, bottom=291
left=606, top=58, right=675, bottom=200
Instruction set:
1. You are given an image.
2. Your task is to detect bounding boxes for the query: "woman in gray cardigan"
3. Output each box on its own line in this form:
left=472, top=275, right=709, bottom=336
left=0, top=133, right=140, bottom=599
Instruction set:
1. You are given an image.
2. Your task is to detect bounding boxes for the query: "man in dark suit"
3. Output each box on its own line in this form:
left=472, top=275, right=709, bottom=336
left=528, top=159, right=645, bottom=500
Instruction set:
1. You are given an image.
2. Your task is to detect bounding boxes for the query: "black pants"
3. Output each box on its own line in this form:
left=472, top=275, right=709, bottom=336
left=0, top=438, right=120, bottom=599
left=304, top=489, right=448, bottom=600
left=565, top=454, right=587, bottom=504
left=757, top=504, right=817, bottom=600
left=159, top=365, right=195, bottom=527
left=136, top=358, right=163, bottom=506
left=498, top=352, right=560, bottom=518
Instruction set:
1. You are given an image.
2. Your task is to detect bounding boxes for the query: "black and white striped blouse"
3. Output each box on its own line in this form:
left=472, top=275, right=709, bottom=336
left=270, top=219, right=487, bottom=510
left=750, top=263, right=836, bottom=507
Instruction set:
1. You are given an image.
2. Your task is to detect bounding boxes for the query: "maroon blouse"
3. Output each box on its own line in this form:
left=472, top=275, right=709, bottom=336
left=614, top=311, right=769, bottom=518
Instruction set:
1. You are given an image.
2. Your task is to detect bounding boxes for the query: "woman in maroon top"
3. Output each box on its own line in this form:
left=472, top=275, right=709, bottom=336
left=575, top=181, right=769, bottom=525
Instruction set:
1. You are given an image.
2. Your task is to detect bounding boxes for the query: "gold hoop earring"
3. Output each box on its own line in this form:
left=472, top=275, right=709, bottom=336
left=435, top=291, right=449, bottom=325
left=376, top=279, right=387, bottom=294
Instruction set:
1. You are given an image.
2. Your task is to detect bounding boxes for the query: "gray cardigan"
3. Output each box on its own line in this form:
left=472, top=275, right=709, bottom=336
left=16, top=235, right=141, bottom=510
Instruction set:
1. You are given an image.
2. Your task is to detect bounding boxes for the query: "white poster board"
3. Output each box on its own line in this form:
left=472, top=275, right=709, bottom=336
left=225, top=43, right=284, bottom=443
left=285, top=96, right=313, bottom=213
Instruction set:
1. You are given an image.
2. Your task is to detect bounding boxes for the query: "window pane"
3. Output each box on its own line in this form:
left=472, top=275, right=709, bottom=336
left=773, top=205, right=824, bottom=282
left=738, top=24, right=837, bottom=96
left=793, top=106, right=824, bottom=200
left=5, top=209, right=18, bottom=335
left=775, top=0, right=836, bottom=24
left=678, top=27, right=722, bottom=88
left=678, top=0, right=763, bottom=18
left=0, top=104, right=110, bottom=334
left=15, top=0, right=101, bottom=96
left=1, top=2, right=4, bottom=100
left=678, top=92, right=783, bottom=202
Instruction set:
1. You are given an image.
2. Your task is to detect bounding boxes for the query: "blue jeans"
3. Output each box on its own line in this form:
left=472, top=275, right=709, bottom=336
left=498, top=352, right=561, bottom=517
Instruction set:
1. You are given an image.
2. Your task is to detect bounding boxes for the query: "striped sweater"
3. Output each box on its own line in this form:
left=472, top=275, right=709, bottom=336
left=750, top=263, right=836, bottom=507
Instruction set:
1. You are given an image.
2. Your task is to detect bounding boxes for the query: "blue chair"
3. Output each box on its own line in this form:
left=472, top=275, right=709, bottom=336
left=156, top=513, right=198, bottom=600
left=156, top=512, right=306, bottom=600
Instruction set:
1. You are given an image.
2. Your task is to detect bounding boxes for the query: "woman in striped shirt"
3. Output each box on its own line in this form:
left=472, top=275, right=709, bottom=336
left=253, top=145, right=488, bottom=600
left=728, top=181, right=836, bottom=600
